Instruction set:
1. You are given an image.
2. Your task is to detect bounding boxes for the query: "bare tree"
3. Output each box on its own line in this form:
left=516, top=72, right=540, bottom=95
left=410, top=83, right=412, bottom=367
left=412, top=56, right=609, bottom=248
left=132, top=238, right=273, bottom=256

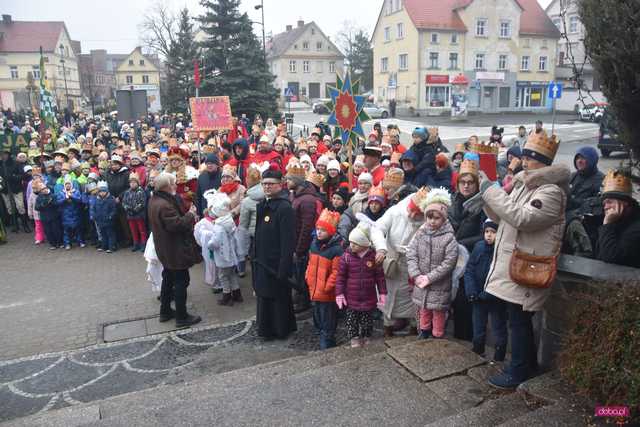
left=139, top=0, right=178, bottom=59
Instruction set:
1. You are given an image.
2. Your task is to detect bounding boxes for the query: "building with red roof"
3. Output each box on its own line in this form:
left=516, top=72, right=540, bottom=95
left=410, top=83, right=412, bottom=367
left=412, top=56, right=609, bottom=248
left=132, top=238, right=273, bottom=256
left=0, top=14, right=81, bottom=112
left=372, top=0, right=561, bottom=114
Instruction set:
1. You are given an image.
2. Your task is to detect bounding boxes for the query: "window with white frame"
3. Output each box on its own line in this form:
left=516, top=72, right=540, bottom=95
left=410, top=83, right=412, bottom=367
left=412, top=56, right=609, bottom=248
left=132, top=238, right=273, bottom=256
left=316, top=61, right=323, bottom=73
left=426, top=86, right=450, bottom=108
left=498, top=54, right=508, bottom=70
left=126, top=75, right=133, bottom=84
left=431, top=33, right=439, bottom=44
left=521, top=56, right=530, bottom=71
left=399, top=54, right=408, bottom=70
left=539, top=56, right=547, bottom=71
left=476, top=19, right=487, bottom=36
left=569, top=15, right=579, bottom=33
left=303, top=41, right=309, bottom=50
left=499, top=20, right=511, bottom=38
left=32, top=65, right=40, bottom=80
left=397, top=23, right=404, bottom=39
left=449, top=53, right=458, bottom=69
left=329, top=61, right=335, bottom=73
left=451, top=33, right=458, bottom=44
left=429, top=52, right=439, bottom=69
left=303, top=60, right=310, bottom=73
left=289, top=60, right=297, bottom=73
left=9, top=66, right=18, bottom=79
left=475, top=53, right=485, bottom=70
left=384, top=27, right=391, bottom=42
left=316, top=41, right=322, bottom=50
left=552, top=18, right=561, bottom=30
left=381, top=57, right=388, bottom=72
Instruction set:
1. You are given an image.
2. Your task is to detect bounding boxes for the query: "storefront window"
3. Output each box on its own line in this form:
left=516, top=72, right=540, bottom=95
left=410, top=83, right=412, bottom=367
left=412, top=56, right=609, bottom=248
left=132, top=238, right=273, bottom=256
left=426, top=85, right=450, bottom=107
left=516, top=86, right=546, bottom=108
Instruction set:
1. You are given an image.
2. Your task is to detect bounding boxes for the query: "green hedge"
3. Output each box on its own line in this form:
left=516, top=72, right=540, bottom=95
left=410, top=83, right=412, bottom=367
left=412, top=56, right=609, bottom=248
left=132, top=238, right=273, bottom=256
left=559, top=281, right=640, bottom=423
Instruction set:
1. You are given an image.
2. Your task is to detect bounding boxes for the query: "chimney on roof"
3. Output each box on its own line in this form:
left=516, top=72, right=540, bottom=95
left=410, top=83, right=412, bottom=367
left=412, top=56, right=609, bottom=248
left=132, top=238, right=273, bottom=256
left=286, top=25, right=292, bottom=31
left=2, top=15, right=12, bottom=24
left=297, top=20, right=304, bottom=28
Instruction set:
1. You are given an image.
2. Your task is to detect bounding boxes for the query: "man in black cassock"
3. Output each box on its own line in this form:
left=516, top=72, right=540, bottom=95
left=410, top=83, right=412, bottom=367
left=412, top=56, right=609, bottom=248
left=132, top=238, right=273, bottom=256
left=252, top=164, right=297, bottom=339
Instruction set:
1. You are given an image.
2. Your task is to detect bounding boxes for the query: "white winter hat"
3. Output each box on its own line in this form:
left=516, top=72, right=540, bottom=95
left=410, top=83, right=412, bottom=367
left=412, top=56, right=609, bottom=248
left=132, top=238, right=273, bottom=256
left=421, top=187, right=452, bottom=216
left=316, top=155, right=330, bottom=167
left=206, top=190, right=231, bottom=218
left=357, top=172, right=373, bottom=184
left=299, top=154, right=312, bottom=165
left=327, top=159, right=341, bottom=171
left=349, top=224, right=371, bottom=247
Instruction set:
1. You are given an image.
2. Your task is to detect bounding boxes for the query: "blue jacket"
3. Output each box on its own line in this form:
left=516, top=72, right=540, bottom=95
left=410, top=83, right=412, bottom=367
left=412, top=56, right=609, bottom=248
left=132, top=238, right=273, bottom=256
left=86, top=194, right=98, bottom=221
left=56, top=188, right=82, bottom=227
left=94, top=193, right=117, bottom=228
left=464, top=240, right=495, bottom=300
left=400, top=151, right=430, bottom=187
left=426, top=166, right=453, bottom=192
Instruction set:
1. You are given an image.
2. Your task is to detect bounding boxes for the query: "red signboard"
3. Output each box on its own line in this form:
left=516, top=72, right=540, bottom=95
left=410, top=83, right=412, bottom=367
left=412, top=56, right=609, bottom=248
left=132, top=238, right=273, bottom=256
left=426, top=74, right=450, bottom=84
left=189, top=96, right=233, bottom=131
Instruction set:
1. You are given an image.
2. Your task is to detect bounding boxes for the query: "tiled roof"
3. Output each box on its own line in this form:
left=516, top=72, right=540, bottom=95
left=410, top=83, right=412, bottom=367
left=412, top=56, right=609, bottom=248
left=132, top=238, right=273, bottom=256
left=267, top=23, right=312, bottom=58
left=0, top=21, right=67, bottom=53
left=403, top=0, right=561, bottom=38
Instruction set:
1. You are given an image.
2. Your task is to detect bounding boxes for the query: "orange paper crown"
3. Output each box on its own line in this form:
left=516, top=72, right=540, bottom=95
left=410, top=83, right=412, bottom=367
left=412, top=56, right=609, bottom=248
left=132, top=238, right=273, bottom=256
left=410, top=186, right=430, bottom=209
left=368, top=185, right=386, bottom=203
left=469, top=140, right=500, bottom=154
left=454, top=143, right=466, bottom=154
left=286, top=164, right=306, bottom=180
left=306, top=170, right=326, bottom=188
left=459, top=159, right=479, bottom=177
left=382, top=167, right=405, bottom=191
left=316, top=208, right=340, bottom=235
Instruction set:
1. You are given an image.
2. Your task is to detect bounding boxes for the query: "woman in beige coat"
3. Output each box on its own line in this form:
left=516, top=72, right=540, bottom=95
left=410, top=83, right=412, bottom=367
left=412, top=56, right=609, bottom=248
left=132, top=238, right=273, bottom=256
left=480, top=131, right=569, bottom=390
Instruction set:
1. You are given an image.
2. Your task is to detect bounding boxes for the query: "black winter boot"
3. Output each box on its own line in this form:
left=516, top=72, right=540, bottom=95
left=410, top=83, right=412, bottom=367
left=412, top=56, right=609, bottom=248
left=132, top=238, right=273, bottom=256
left=232, top=289, right=244, bottom=303
left=493, top=345, right=506, bottom=362
left=472, top=341, right=486, bottom=357
left=21, top=214, right=31, bottom=233
left=218, top=292, right=234, bottom=306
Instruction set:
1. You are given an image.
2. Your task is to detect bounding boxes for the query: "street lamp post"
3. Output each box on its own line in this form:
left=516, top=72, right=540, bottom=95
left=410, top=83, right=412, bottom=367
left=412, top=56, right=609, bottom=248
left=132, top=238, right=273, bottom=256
left=254, top=1, right=266, bottom=64
left=59, top=44, right=70, bottom=110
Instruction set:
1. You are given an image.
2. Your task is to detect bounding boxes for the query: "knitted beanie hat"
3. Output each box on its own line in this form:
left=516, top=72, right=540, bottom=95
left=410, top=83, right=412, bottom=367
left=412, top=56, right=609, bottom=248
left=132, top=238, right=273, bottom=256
left=349, top=224, right=371, bottom=247
left=420, top=187, right=452, bottom=216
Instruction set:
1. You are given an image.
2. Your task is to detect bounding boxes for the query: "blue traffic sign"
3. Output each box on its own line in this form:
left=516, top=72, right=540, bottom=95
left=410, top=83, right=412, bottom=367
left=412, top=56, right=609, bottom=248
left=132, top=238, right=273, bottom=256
left=284, top=87, right=294, bottom=97
left=548, top=82, right=563, bottom=99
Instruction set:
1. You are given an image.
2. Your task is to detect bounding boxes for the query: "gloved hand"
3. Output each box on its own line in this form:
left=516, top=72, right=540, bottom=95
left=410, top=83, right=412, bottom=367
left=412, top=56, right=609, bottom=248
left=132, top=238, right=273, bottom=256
left=415, top=275, right=430, bottom=288
left=336, top=294, right=347, bottom=309
left=377, top=294, right=387, bottom=310
left=478, top=171, right=499, bottom=195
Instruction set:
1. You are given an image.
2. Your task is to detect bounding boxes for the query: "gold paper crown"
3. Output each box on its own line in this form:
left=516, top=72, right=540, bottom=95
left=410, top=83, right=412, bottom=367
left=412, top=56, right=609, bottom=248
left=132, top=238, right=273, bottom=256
left=297, top=141, right=308, bottom=152
left=286, top=164, right=306, bottom=179
left=411, top=186, right=430, bottom=206
left=306, top=170, right=326, bottom=188
left=390, top=152, right=402, bottom=165
left=368, top=185, right=386, bottom=200
left=470, top=140, right=499, bottom=154
left=221, top=164, right=237, bottom=178
left=459, top=159, right=479, bottom=177
left=382, top=167, right=405, bottom=190
left=602, top=169, right=632, bottom=196
left=454, top=143, right=466, bottom=154
left=202, top=144, right=216, bottom=154
left=523, top=131, right=560, bottom=161
left=246, top=165, right=262, bottom=188
left=427, top=127, right=439, bottom=143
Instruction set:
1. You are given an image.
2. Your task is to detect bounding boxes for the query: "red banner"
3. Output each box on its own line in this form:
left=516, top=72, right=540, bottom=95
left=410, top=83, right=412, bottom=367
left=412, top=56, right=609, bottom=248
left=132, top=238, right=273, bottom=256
left=426, top=74, right=450, bottom=84
left=194, top=60, right=201, bottom=88
left=189, top=96, right=233, bottom=131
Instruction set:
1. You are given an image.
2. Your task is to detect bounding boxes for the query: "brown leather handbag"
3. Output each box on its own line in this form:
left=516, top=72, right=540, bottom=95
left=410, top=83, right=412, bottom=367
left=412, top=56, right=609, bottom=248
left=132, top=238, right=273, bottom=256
left=509, top=248, right=558, bottom=289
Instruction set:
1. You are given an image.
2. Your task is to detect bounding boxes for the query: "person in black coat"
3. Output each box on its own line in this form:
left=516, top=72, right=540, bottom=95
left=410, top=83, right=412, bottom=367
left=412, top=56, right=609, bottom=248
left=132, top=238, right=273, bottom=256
left=568, top=146, right=605, bottom=218
left=106, top=155, right=131, bottom=247
left=253, top=165, right=297, bottom=340
left=35, top=184, right=63, bottom=249
left=196, top=154, right=222, bottom=216
left=464, top=220, right=507, bottom=360
left=407, top=127, right=448, bottom=186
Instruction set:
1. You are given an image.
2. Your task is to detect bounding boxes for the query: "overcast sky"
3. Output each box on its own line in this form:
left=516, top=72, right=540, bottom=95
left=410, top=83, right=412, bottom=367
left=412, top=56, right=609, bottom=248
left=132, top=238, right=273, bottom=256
left=4, top=0, right=553, bottom=55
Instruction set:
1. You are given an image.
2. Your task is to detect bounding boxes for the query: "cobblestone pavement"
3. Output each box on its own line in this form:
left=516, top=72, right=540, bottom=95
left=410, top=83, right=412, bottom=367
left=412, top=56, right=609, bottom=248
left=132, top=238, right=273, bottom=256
left=0, top=232, right=256, bottom=361
left=0, top=314, right=383, bottom=422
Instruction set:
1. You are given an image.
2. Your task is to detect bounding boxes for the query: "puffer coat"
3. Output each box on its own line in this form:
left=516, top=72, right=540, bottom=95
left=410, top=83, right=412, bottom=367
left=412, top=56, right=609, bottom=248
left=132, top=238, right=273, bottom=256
left=335, top=247, right=387, bottom=312
left=406, top=221, right=459, bottom=311
left=239, top=184, right=264, bottom=237
left=305, top=234, right=344, bottom=302
left=482, top=164, right=569, bottom=312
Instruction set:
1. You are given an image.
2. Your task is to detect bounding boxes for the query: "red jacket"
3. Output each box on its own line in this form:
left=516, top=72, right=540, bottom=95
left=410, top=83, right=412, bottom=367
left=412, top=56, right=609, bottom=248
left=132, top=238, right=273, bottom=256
left=370, top=165, right=385, bottom=186
left=253, top=149, right=284, bottom=172
left=335, top=248, right=387, bottom=311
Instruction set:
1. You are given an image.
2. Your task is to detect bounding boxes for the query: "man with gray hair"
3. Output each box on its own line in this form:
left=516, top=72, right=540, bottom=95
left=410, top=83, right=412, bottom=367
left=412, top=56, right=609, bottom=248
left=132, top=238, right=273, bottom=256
left=148, top=172, right=203, bottom=327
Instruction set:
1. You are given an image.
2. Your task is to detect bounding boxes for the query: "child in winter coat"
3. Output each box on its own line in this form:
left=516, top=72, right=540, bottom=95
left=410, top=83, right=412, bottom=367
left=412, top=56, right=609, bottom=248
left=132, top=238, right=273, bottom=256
left=83, top=182, right=100, bottom=247
left=207, top=192, right=243, bottom=306
left=121, top=172, right=147, bottom=252
left=56, top=175, right=85, bottom=250
left=35, top=184, right=63, bottom=249
left=194, top=189, right=221, bottom=291
left=28, top=178, right=45, bottom=244
left=407, top=188, right=459, bottom=339
left=305, top=209, right=344, bottom=349
left=237, top=165, right=264, bottom=277
left=93, top=181, right=117, bottom=253
left=465, top=219, right=507, bottom=360
left=335, top=223, right=387, bottom=348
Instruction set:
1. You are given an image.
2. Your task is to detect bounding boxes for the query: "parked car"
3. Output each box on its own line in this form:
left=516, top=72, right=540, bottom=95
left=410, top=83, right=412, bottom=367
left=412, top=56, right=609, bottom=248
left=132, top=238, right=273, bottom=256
left=598, top=111, right=627, bottom=157
left=363, top=102, right=389, bottom=119
left=312, top=99, right=331, bottom=114
left=578, top=102, right=608, bottom=122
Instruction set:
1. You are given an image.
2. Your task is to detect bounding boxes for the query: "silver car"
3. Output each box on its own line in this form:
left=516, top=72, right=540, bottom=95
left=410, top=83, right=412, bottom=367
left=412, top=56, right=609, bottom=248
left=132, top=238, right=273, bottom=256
left=363, top=102, right=389, bottom=119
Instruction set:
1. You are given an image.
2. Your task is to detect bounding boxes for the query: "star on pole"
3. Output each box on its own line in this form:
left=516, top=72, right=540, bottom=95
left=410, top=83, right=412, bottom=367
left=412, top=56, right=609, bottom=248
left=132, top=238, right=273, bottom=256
left=327, top=73, right=369, bottom=144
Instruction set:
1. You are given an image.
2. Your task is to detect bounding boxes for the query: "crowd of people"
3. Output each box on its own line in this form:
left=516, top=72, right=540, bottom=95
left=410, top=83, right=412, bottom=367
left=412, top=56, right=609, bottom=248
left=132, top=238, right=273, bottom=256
left=1, top=108, right=639, bottom=390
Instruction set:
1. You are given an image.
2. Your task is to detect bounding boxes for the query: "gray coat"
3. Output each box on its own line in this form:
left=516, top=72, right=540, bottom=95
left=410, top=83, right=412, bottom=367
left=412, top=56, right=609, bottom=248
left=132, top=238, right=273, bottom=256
left=239, top=184, right=264, bottom=237
left=406, top=221, right=459, bottom=311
